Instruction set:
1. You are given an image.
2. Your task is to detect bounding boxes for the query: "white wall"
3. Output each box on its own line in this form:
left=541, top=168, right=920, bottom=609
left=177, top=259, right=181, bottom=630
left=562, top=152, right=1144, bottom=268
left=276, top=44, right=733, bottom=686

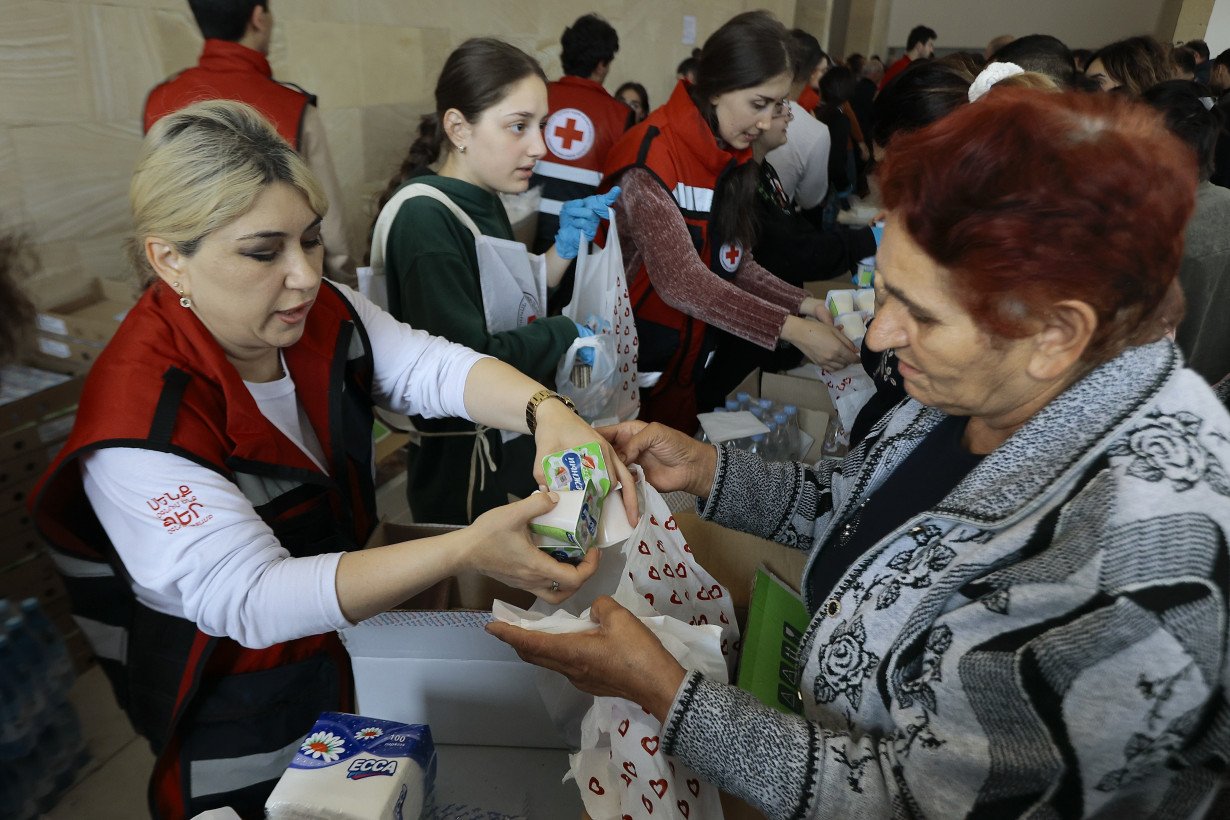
left=886, top=0, right=1170, bottom=51
left=1208, top=0, right=1230, bottom=53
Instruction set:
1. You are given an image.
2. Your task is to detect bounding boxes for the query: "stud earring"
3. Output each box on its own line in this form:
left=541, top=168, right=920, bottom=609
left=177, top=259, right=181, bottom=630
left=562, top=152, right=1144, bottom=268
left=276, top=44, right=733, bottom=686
left=458, top=144, right=467, bottom=154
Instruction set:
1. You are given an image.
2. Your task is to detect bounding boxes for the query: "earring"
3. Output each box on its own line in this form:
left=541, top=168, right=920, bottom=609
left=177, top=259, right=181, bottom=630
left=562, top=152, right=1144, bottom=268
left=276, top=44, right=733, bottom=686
left=458, top=144, right=467, bottom=154
left=172, top=281, right=191, bottom=309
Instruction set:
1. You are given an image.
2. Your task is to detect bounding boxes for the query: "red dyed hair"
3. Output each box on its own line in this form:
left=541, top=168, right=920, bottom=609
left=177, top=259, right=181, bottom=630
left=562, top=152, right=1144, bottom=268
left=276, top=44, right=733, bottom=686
left=878, top=88, right=1197, bottom=364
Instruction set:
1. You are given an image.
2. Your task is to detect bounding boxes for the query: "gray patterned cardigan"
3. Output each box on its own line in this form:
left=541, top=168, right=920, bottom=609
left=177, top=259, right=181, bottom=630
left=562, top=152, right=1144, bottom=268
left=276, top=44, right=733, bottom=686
left=661, top=341, right=1230, bottom=818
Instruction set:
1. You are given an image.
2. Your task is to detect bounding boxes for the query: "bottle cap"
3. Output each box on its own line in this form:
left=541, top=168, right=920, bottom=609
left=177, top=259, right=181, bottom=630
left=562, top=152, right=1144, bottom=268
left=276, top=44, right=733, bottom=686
left=774, top=412, right=787, bottom=424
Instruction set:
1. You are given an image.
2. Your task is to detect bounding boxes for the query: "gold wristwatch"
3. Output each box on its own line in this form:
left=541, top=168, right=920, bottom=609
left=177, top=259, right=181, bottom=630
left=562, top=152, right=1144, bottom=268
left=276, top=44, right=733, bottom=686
left=526, top=389, right=577, bottom=435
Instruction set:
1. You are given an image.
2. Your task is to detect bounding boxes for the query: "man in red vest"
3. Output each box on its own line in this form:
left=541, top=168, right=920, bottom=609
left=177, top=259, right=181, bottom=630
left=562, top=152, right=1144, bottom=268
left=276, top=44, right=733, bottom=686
left=880, top=24, right=938, bottom=90
left=144, top=1, right=356, bottom=286
left=531, top=14, right=633, bottom=254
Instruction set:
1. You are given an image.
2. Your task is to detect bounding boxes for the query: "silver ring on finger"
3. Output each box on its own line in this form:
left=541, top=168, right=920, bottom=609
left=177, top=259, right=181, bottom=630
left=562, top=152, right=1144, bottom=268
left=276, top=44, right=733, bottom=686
left=550, top=579, right=560, bottom=593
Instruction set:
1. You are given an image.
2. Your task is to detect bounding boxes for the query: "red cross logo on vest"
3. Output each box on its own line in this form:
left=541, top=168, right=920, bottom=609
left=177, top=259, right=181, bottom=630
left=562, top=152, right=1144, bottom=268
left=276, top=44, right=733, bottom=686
left=719, top=241, right=744, bottom=273
left=546, top=108, right=595, bottom=161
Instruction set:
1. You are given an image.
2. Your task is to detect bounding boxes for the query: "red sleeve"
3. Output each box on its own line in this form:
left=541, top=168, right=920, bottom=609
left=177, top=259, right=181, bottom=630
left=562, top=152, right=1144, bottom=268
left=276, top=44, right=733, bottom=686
left=614, top=169, right=799, bottom=349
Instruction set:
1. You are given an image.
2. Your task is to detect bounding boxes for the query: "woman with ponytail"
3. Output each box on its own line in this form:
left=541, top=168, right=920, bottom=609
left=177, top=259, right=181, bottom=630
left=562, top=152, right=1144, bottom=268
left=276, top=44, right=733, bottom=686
left=372, top=38, right=617, bottom=524
left=600, top=11, right=859, bottom=432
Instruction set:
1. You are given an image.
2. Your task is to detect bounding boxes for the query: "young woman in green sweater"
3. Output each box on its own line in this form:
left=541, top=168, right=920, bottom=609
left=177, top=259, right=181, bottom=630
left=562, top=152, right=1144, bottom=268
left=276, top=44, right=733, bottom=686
left=372, top=38, right=617, bottom=524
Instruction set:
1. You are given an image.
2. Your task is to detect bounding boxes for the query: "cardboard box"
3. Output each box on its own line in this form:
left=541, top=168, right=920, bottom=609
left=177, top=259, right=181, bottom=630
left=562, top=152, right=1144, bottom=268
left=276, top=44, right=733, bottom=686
left=0, top=525, right=44, bottom=571
left=35, top=278, right=136, bottom=344
left=0, top=551, right=67, bottom=609
left=730, top=370, right=834, bottom=464
left=0, top=363, right=84, bottom=433
left=341, top=522, right=562, bottom=749
left=30, top=334, right=104, bottom=375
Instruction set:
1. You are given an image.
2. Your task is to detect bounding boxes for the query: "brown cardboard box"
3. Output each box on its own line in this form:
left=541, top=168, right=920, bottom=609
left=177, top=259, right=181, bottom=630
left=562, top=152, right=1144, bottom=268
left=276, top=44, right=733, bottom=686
left=0, top=525, right=43, bottom=570
left=35, top=278, right=136, bottom=344
left=0, top=551, right=67, bottom=608
left=0, top=363, right=84, bottom=432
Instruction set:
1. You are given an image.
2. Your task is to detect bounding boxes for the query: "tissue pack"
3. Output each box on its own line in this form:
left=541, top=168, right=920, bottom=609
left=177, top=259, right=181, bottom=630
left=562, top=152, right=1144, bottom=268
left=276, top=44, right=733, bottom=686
left=265, top=712, right=435, bottom=820
left=542, top=441, right=610, bottom=496
left=529, top=482, right=603, bottom=562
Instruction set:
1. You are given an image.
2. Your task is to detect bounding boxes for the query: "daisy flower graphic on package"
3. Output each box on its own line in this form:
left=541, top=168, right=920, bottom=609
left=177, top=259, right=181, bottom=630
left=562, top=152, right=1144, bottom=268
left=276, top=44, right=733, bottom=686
left=355, top=726, right=383, bottom=740
left=301, top=731, right=345, bottom=762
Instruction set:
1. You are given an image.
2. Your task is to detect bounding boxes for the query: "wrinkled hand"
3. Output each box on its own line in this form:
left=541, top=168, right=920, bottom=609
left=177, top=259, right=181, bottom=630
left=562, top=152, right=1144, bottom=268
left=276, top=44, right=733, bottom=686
left=554, top=187, right=621, bottom=260
left=598, top=420, right=716, bottom=498
left=465, top=492, right=600, bottom=604
left=573, top=322, right=596, bottom=366
left=532, top=399, right=639, bottom=524
left=486, top=595, right=687, bottom=722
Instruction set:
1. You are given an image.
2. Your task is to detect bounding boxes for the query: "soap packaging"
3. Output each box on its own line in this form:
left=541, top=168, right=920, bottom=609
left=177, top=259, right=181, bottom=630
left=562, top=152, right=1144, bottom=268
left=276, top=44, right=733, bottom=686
left=265, top=712, right=435, bottom=820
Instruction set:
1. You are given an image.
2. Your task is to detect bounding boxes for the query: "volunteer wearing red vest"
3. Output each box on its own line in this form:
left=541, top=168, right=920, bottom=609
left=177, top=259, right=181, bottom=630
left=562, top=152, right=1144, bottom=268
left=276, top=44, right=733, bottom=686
left=531, top=14, right=633, bottom=252
left=600, top=11, right=859, bottom=433
left=144, top=0, right=357, bottom=287
left=880, top=24, right=938, bottom=90
left=29, top=101, right=633, bottom=820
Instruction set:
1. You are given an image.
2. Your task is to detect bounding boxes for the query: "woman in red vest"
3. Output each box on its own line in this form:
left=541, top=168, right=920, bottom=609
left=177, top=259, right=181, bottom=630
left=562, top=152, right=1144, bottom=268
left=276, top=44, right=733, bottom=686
left=602, top=11, right=859, bottom=432
left=29, top=100, right=633, bottom=820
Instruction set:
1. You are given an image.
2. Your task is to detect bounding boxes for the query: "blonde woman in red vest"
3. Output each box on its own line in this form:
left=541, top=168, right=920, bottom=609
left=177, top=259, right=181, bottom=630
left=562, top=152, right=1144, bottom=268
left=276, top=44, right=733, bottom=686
left=602, top=11, right=859, bottom=432
left=29, top=100, right=633, bottom=820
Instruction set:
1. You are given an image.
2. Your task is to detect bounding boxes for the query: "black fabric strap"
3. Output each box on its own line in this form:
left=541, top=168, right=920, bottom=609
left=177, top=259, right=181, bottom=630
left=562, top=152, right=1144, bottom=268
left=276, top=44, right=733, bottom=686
left=149, top=367, right=191, bottom=446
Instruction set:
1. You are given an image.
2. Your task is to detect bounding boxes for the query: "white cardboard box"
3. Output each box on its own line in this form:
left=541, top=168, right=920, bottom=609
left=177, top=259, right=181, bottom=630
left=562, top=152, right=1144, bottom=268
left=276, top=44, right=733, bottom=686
left=340, top=523, right=566, bottom=749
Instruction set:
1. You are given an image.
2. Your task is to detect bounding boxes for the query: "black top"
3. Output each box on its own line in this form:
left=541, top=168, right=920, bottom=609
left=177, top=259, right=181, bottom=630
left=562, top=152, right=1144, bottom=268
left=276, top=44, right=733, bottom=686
left=752, top=160, right=877, bottom=287
left=806, top=414, right=984, bottom=611
left=814, top=103, right=853, bottom=192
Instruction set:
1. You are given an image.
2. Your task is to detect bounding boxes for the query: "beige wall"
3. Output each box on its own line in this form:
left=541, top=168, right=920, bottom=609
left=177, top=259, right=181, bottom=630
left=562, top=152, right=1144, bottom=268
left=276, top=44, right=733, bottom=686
left=0, top=0, right=795, bottom=308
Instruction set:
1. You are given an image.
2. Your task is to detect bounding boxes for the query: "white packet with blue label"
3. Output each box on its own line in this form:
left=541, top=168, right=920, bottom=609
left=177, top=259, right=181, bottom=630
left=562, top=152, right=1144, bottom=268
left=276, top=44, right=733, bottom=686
left=265, top=712, right=435, bottom=820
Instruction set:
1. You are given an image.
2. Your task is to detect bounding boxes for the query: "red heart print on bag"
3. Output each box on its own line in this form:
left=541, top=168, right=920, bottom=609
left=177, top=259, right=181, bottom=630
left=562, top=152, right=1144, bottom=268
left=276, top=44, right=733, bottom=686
left=683, top=542, right=692, bottom=553
left=623, top=380, right=628, bottom=390
left=676, top=563, right=688, bottom=578
left=641, top=735, right=659, bottom=755
left=625, top=307, right=631, bottom=316
left=664, top=516, right=678, bottom=531
left=678, top=800, right=691, bottom=817
left=621, top=774, right=632, bottom=787
left=656, top=539, right=665, bottom=553
left=650, top=779, right=668, bottom=798
left=623, top=760, right=637, bottom=778
left=696, top=614, right=707, bottom=625
left=588, top=777, right=605, bottom=795
left=670, top=590, right=682, bottom=605
left=638, top=541, right=650, bottom=555
left=696, top=586, right=710, bottom=601
left=642, top=795, right=654, bottom=813
left=648, top=566, right=660, bottom=580
left=644, top=592, right=654, bottom=606
left=649, top=515, right=660, bottom=526
left=721, top=638, right=729, bottom=655
left=687, top=778, right=700, bottom=797
left=719, top=612, right=728, bottom=624
left=618, top=718, right=629, bottom=736
left=662, top=563, right=675, bottom=578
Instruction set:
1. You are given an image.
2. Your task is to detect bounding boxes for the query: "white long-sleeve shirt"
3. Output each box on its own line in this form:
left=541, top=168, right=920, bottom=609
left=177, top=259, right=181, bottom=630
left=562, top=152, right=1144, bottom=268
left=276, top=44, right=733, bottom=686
left=765, top=101, right=832, bottom=210
left=81, top=283, right=487, bottom=649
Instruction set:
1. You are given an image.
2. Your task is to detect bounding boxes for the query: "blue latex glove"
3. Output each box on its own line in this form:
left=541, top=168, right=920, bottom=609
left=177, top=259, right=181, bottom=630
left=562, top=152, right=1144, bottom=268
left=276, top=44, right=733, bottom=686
left=574, top=322, right=596, bottom=366
left=555, top=187, right=621, bottom=260
left=871, top=223, right=885, bottom=246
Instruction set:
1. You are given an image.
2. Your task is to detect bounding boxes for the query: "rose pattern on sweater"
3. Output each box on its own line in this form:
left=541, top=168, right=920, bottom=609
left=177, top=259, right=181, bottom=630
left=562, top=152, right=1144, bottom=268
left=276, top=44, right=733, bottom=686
left=1109, top=410, right=1230, bottom=496
left=866, top=524, right=957, bottom=611
left=814, top=615, right=879, bottom=709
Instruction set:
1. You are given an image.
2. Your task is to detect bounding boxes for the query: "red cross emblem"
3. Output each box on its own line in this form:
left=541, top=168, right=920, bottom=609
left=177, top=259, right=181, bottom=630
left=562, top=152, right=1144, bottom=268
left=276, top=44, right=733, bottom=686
left=719, top=241, right=743, bottom=273
left=545, top=108, right=594, bottom=161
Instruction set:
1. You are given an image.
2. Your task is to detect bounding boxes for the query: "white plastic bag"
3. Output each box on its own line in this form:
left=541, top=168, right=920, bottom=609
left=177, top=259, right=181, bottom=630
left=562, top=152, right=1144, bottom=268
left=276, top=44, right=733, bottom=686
left=562, top=208, right=639, bottom=422
left=494, top=469, right=738, bottom=820
left=556, top=335, right=619, bottom=423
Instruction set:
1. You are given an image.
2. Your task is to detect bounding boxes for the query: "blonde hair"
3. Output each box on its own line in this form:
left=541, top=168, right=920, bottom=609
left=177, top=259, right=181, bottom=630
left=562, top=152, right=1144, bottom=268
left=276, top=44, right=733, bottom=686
left=128, top=100, right=327, bottom=282
left=992, top=71, right=1062, bottom=93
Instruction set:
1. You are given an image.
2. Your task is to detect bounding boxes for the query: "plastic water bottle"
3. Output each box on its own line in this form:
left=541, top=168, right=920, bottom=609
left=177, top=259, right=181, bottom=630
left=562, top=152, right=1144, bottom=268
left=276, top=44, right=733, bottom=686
left=782, top=406, right=802, bottom=460
left=748, top=433, right=767, bottom=456
left=736, top=391, right=752, bottom=411
left=724, top=398, right=739, bottom=413
left=0, top=635, right=37, bottom=760
left=21, top=599, right=74, bottom=700
left=4, top=616, right=48, bottom=717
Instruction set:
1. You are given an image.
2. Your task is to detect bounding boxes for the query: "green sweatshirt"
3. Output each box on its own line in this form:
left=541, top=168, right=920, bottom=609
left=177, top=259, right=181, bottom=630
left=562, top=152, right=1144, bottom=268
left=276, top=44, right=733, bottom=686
left=382, top=171, right=577, bottom=524
left=384, top=172, right=577, bottom=381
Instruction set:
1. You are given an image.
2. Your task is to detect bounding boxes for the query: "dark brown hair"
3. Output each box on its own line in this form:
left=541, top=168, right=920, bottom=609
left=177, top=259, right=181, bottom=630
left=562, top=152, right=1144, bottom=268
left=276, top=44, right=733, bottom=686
left=690, top=11, right=791, bottom=249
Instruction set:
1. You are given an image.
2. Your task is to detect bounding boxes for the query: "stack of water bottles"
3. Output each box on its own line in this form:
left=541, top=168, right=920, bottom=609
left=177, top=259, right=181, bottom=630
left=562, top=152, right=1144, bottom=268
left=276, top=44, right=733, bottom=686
left=0, top=597, right=87, bottom=819
left=708, top=392, right=803, bottom=462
